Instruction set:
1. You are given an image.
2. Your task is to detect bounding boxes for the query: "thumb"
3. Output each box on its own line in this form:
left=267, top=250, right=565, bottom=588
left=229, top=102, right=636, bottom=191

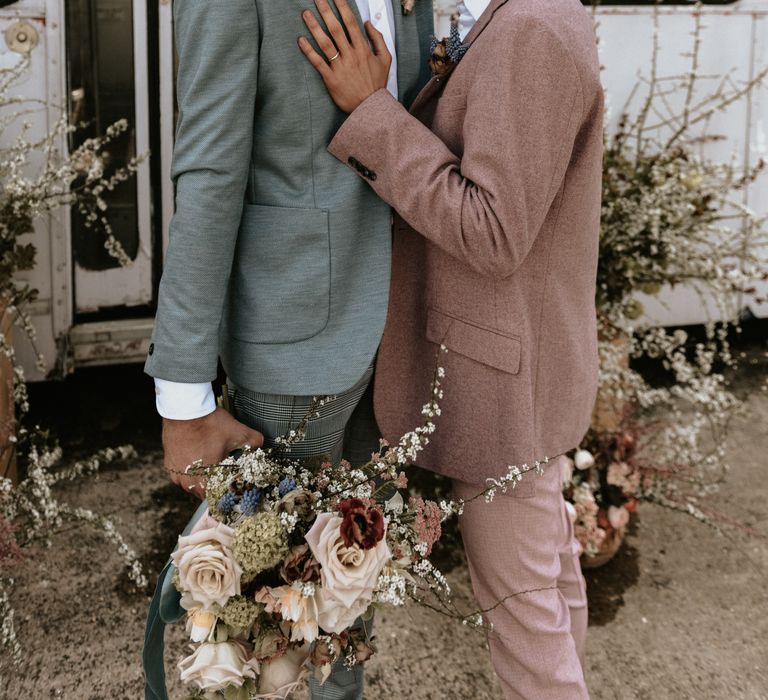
left=365, top=21, right=389, bottom=59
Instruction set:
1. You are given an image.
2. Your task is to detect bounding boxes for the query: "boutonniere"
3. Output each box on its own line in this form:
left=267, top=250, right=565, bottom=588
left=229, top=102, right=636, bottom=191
left=428, top=21, right=469, bottom=77
left=401, top=0, right=417, bottom=15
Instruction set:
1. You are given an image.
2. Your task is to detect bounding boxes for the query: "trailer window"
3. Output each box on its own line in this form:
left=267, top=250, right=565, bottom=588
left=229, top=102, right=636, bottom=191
left=66, top=0, right=140, bottom=272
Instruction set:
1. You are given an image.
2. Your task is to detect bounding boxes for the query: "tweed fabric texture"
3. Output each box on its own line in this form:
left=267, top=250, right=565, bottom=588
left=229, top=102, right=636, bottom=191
left=453, top=457, right=589, bottom=700
left=145, top=0, right=434, bottom=396
left=328, top=0, right=604, bottom=483
left=229, top=364, right=376, bottom=464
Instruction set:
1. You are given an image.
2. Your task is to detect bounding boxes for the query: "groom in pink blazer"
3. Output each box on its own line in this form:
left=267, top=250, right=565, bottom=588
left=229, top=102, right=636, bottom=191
left=300, top=0, right=603, bottom=696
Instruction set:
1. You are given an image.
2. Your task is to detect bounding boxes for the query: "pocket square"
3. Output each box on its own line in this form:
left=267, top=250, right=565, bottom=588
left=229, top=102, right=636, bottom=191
left=429, top=21, right=469, bottom=77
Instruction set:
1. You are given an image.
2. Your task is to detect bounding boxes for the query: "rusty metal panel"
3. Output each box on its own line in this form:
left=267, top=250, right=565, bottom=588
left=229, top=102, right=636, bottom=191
left=70, top=317, right=153, bottom=367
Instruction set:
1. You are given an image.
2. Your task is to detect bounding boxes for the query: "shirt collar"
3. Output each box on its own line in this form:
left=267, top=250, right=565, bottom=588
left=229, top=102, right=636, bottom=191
left=463, top=0, right=491, bottom=20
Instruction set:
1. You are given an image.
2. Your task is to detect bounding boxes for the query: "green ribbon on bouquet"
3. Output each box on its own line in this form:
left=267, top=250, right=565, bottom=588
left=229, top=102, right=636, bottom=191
left=143, top=500, right=208, bottom=700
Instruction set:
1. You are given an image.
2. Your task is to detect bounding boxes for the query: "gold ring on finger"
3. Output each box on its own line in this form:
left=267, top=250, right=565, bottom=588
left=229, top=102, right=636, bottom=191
left=329, top=51, right=340, bottom=62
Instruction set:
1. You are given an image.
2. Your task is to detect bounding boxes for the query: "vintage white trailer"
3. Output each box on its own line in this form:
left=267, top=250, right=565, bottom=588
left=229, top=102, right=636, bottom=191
left=0, top=0, right=765, bottom=381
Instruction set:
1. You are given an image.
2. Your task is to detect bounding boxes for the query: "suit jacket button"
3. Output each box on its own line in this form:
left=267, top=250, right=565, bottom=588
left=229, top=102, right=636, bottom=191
left=348, top=156, right=358, bottom=168
left=148, top=342, right=155, bottom=356
left=368, top=171, right=377, bottom=182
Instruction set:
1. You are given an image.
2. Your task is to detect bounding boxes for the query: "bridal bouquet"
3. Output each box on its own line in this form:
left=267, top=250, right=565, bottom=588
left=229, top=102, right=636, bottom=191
left=171, top=354, right=465, bottom=699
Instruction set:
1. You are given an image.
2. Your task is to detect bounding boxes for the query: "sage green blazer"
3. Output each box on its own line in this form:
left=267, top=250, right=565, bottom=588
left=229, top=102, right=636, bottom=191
left=145, top=0, right=433, bottom=395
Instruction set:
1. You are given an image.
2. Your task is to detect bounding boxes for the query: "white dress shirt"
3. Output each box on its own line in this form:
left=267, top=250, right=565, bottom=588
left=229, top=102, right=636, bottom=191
left=457, top=0, right=491, bottom=39
left=355, top=0, right=399, bottom=100
left=155, top=0, right=399, bottom=420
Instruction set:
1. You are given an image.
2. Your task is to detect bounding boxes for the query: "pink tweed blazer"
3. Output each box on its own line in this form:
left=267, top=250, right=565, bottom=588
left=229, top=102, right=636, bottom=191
left=328, top=0, right=604, bottom=484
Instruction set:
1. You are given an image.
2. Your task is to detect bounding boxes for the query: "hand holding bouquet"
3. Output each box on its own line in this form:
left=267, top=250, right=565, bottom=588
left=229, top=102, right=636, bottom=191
left=170, top=355, right=462, bottom=699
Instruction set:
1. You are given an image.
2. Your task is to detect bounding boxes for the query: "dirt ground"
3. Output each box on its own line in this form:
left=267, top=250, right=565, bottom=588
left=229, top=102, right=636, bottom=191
left=1, top=334, right=766, bottom=700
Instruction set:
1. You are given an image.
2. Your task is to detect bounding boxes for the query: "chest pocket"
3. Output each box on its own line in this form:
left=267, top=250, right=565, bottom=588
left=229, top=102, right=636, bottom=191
left=229, top=204, right=331, bottom=345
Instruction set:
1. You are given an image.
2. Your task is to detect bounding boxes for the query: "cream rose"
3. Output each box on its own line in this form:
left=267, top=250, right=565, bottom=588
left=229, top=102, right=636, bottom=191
left=256, top=644, right=310, bottom=698
left=574, top=449, right=595, bottom=471
left=252, top=626, right=290, bottom=662
left=315, top=587, right=370, bottom=634
left=305, top=513, right=390, bottom=621
left=172, top=509, right=242, bottom=609
left=178, top=640, right=258, bottom=692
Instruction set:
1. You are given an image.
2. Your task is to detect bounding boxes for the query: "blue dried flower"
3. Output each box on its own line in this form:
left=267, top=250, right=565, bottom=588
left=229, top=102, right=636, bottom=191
left=240, top=488, right=262, bottom=516
left=445, top=22, right=468, bottom=64
left=278, top=478, right=297, bottom=497
left=217, top=491, right=237, bottom=514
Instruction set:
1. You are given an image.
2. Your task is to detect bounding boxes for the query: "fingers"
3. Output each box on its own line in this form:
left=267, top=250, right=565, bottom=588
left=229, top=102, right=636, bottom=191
left=298, top=35, right=334, bottom=78
left=365, top=21, right=390, bottom=60
left=312, top=0, right=350, bottom=55
left=183, top=477, right=207, bottom=501
left=302, top=10, right=341, bottom=62
left=335, top=0, right=366, bottom=48
left=164, top=461, right=206, bottom=500
left=224, top=425, right=265, bottom=454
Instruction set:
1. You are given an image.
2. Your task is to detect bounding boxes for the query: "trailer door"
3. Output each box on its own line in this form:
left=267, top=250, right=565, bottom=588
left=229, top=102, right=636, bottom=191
left=65, top=0, right=154, bottom=315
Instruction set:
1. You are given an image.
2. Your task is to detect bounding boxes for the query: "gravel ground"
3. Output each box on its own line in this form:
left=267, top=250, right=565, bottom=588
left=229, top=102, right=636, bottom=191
left=1, top=335, right=766, bottom=700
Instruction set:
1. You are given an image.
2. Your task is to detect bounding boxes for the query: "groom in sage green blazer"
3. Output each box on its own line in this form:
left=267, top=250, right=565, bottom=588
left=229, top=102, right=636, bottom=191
left=143, top=2, right=433, bottom=700
left=147, top=0, right=432, bottom=393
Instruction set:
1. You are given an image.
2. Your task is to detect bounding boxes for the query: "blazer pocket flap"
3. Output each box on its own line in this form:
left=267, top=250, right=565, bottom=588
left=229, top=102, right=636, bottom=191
left=426, top=309, right=521, bottom=375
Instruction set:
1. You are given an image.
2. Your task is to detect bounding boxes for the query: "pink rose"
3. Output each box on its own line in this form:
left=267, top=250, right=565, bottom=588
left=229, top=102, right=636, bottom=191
left=306, top=513, right=392, bottom=633
left=608, top=505, right=630, bottom=530
left=315, top=588, right=370, bottom=635
left=172, top=509, right=242, bottom=609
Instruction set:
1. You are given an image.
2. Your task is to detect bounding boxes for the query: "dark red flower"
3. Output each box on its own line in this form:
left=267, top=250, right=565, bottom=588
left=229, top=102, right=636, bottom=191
left=339, top=498, right=385, bottom=550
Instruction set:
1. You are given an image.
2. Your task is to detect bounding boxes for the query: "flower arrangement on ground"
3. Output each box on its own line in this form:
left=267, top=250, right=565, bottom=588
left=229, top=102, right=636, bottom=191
left=564, top=434, right=640, bottom=560
left=565, top=7, right=768, bottom=565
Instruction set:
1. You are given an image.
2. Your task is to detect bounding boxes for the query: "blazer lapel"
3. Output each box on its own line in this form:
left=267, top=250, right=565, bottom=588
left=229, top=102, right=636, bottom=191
left=462, top=0, right=510, bottom=46
left=408, top=0, right=511, bottom=115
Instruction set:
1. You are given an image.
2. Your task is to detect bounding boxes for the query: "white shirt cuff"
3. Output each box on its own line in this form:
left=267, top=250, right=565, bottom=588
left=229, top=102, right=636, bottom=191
left=154, top=379, right=217, bottom=420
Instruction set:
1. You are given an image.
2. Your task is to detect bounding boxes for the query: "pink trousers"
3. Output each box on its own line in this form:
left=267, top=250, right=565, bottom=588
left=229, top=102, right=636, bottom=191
left=453, top=455, right=589, bottom=700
